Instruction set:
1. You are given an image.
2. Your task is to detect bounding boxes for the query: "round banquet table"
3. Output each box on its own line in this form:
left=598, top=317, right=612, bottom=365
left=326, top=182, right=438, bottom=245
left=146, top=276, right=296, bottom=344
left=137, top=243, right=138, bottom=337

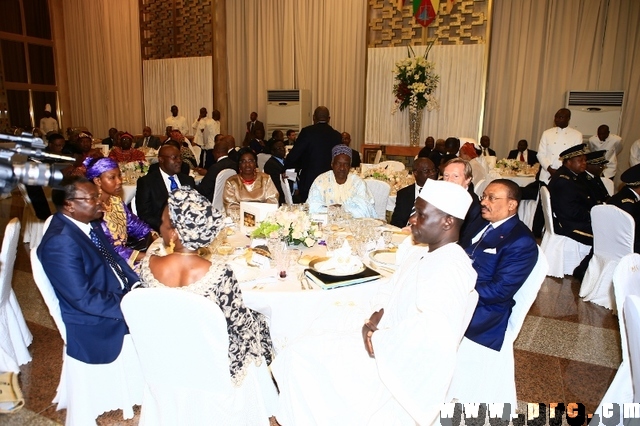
left=499, top=174, right=535, bottom=187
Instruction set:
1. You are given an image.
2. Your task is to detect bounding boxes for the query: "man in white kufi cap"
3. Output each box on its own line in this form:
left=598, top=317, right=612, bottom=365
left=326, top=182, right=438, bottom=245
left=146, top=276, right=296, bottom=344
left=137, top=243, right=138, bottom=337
left=271, top=179, right=479, bottom=426
left=39, top=103, right=59, bottom=135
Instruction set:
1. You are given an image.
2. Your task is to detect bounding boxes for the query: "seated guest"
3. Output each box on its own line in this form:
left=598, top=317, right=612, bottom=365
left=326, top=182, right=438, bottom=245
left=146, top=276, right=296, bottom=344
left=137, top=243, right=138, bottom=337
left=249, top=128, right=267, bottom=154
left=579, top=150, right=610, bottom=205
left=224, top=135, right=239, bottom=163
left=442, top=158, right=487, bottom=248
left=390, top=157, right=437, bottom=227
left=307, top=145, right=376, bottom=218
left=430, top=137, right=459, bottom=172
left=507, top=139, right=538, bottom=166
left=263, top=140, right=293, bottom=205
left=464, top=179, right=538, bottom=350
left=341, top=132, right=361, bottom=168
left=102, top=127, right=118, bottom=149
left=141, top=188, right=275, bottom=385
left=417, top=136, right=434, bottom=158
left=135, top=126, right=161, bottom=149
left=136, top=144, right=196, bottom=231
left=477, top=135, right=496, bottom=157
left=285, top=129, right=297, bottom=146
left=86, top=157, right=156, bottom=269
left=37, top=176, right=139, bottom=364
left=63, top=132, right=103, bottom=177
left=608, top=164, right=640, bottom=253
left=43, top=133, right=66, bottom=159
left=108, top=132, right=146, bottom=163
left=266, top=129, right=284, bottom=154
left=196, top=140, right=237, bottom=201
left=271, top=180, right=477, bottom=425
left=548, top=144, right=594, bottom=279
left=169, top=130, right=199, bottom=169
left=459, top=142, right=479, bottom=161
left=223, top=147, right=279, bottom=215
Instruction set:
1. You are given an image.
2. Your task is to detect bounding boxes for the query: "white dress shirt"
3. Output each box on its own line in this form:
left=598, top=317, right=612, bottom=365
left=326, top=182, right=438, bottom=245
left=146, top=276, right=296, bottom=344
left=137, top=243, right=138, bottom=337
left=588, top=133, right=622, bottom=178
left=538, top=126, right=583, bottom=184
left=165, top=115, right=190, bottom=136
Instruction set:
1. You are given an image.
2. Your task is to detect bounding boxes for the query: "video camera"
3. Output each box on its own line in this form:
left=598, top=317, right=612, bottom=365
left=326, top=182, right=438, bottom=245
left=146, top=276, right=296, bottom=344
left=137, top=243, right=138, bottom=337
left=0, top=132, right=75, bottom=195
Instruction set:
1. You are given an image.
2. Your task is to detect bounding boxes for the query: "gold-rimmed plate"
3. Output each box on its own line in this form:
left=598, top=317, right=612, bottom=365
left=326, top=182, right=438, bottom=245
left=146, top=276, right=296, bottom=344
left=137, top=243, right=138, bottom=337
left=369, top=249, right=397, bottom=270
left=309, top=257, right=366, bottom=277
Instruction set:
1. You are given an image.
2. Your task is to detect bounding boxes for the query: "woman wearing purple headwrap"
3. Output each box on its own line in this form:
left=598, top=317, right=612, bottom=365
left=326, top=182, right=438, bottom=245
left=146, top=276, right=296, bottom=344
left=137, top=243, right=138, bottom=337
left=85, top=157, right=156, bottom=268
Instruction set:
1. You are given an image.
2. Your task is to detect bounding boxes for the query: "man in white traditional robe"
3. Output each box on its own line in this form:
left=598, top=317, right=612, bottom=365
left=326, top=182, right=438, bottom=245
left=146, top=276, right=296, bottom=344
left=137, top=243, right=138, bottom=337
left=165, top=105, right=190, bottom=136
left=271, top=179, right=479, bottom=425
left=307, top=144, right=376, bottom=218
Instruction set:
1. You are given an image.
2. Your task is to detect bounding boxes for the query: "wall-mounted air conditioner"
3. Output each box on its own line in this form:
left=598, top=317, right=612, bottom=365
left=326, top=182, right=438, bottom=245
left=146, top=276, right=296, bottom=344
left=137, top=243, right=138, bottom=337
left=566, top=91, right=624, bottom=139
left=266, top=90, right=312, bottom=136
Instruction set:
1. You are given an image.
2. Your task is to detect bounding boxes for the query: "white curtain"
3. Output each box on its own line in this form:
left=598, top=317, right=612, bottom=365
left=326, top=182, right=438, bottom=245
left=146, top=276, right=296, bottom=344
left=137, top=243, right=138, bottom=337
left=226, top=0, right=368, bottom=149
left=486, top=0, right=640, bottom=166
left=365, top=44, right=486, bottom=146
left=62, top=0, right=143, bottom=138
left=142, top=57, right=213, bottom=137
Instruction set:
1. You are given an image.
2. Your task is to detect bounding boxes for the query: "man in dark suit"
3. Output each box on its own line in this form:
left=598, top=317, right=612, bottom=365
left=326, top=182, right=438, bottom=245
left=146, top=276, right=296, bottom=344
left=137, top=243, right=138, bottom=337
left=136, top=144, right=196, bottom=231
left=197, top=140, right=238, bottom=201
left=417, top=136, right=435, bottom=158
left=464, top=179, right=538, bottom=351
left=264, top=140, right=293, bottom=205
left=284, top=106, right=342, bottom=202
left=507, top=139, right=538, bottom=166
left=390, top=157, right=437, bottom=227
left=341, top=132, right=361, bottom=168
left=135, top=126, right=161, bottom=149
left=476, top=135, right=496, bottom=157
left=609, top=164, right=640, bottom=253
left=37, top=176, right=139, bottom=364
left=102, top=127, right=117, bottom=149
left=243, top=111, right=265, bottom=147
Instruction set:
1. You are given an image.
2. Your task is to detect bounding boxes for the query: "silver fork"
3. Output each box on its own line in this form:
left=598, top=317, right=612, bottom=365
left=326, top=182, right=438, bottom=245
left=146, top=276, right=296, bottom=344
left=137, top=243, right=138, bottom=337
left=301, top=274, right=313, bottom=290
left=298, top=272, right=307, bottom=290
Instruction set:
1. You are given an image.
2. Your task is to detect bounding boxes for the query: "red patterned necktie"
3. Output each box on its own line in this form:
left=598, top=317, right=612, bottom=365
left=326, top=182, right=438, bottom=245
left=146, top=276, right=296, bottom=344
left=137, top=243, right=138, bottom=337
left=520, top=152, right=525, bottom=162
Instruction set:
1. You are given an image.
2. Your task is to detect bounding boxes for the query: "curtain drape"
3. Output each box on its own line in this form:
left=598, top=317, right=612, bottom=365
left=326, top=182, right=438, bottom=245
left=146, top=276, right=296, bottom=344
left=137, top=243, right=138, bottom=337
left=365, top=44, right=486, bottom=145
left=485, top=0, right=640, bottom=168
left=62, top=0, right=143, bottom=138
left=226, top=0, right=367, bottom=149
left=142, top=57, right=213, bottom=137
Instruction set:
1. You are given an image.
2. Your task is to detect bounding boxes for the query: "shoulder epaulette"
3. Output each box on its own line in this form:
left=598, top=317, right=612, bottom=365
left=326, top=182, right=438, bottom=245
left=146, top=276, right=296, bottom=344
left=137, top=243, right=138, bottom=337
left=622, top=198, right=636, bottom=203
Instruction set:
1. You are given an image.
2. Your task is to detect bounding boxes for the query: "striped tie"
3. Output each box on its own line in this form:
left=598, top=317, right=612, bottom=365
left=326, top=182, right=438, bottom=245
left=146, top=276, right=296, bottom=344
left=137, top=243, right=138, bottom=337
left=407, top=186, right=423, bottom=226
left=90, top=229, right=129, bottom=289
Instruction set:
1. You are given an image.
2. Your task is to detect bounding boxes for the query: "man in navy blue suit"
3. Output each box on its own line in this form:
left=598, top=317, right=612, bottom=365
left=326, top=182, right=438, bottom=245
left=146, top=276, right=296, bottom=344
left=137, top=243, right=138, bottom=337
left=464, top=179, right=538, bottom=351
left=38, top=176, right=139, bottom=364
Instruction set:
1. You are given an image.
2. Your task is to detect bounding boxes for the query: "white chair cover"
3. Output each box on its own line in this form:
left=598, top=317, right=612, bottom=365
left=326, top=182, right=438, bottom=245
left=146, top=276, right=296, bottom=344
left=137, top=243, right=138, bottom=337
left=602, top=177, right=614, bottom=196
left=30, top=248, right=143, bottom=425
left=17, top=184, right=45, bottom=248
left=213, top=169, right=237, bottom=210
left=474, top=178, right=494, bottom=198
left=257, top=153, right=271, bottom=171
left=121, top=287, right=278, bottom=426
left=377, top=160, right=405, bottom=172
left=446, top=247, right=548, bottom=410
left=0, top=218, right=32, bottom=373
left=373, top=149, right=382, bottom=164
left=190, top=143, right=202, bottom=166
left=592, top=255, right=640, bottom=423
left=130, top=195, right=138, bottom=215
left=281, top=175, right=293, bottom=205
left=518, top=197, right=538, bottom=231
left=364, top=179, right=391, bottom=221
left=469, top=158, right=487, bottom=186
left=580, top=205, right=634, bottom=310
left=539, top=186, right=591, bottom=278
left=624, top=295, right=640, bottom=403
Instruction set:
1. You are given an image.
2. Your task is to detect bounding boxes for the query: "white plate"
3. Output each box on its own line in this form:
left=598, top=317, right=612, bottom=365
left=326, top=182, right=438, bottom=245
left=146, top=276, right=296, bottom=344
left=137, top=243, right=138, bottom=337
left=369, top=249, right=397, bottom=269
left=310, top=257, right=366, bottom=277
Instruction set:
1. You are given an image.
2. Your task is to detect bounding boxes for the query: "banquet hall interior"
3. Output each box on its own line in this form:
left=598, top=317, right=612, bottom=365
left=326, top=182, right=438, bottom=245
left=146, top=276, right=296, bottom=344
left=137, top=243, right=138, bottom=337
left=1, top=0, right=640, bottom=424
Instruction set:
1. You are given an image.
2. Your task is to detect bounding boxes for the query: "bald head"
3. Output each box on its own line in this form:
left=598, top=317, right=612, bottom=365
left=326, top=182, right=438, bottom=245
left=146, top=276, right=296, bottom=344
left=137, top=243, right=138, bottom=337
left=313, top=106, right=330, bottom=123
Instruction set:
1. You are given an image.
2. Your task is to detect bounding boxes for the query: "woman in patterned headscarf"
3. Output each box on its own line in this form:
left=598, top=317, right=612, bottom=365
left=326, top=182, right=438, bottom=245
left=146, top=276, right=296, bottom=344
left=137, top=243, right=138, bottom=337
left=86, top=157, right=156, bottom=269
left=139, top=187, right=274, bottom=386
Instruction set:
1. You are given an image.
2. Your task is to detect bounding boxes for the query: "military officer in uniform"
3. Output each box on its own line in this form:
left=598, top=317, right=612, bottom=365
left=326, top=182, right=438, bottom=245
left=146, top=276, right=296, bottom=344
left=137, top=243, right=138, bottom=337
left=579, top=150, right=610, bottom=205
left=608, top=164, right=640, bottom=253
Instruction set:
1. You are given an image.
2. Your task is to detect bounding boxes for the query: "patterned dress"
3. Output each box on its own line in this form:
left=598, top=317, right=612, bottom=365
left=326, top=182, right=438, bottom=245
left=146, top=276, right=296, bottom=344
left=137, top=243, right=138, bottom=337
left=139, top=251, right=274, bottom=386
left=100, top=195, right=152, bottom=268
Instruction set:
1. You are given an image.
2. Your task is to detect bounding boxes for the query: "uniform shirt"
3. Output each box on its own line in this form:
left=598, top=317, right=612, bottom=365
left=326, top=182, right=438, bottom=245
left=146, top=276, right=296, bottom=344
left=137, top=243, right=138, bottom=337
left=538, top=126, right=583, bottom=184
left=588, top=133, right=622, bottom=178
left=165, top=115, right=190, bottom=136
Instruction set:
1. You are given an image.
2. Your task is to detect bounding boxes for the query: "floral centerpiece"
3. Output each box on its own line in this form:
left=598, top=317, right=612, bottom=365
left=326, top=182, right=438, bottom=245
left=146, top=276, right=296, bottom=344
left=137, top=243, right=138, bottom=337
left=392, top=44, right=440, bottom=114
left=495, top=159, right=540, bottom=176
left=360, top=167, right=415, bottom=194
left=120, top=160, right=150, bottom=175
left=251, top=208, right=322, bottom=248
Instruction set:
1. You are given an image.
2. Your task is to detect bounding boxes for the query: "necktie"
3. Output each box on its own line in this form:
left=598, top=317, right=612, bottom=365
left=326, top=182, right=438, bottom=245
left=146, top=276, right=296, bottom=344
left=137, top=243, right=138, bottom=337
left=520, top=151, right=525, bottom=162
left=407, top=186, right=423, bottom=226
left=90, top=229, right=129, bottom=289
left=169, top=176, right=178, bottom=191
left=144, top=137, right=149, bottom=147
left=468, top=225, right=494, bottom=262
left=484, top=148, right=488, bottom=156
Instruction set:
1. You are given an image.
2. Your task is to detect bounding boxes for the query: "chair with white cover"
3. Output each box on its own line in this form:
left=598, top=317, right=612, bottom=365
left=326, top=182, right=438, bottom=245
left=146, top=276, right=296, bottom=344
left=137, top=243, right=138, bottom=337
left=17, top=184, right=46, bottom=248
left=190, top=144, right=202, bottom=166
left=364, top=179, right=391, bottom=221
left=624, top=295, right=640, bottom=403
left=580, top=205, right=634, bottom=310
left=212, top=169, right=237, bottom=211
left=518, top=194, right=539, bottom=232
left=377, top=160, right=405, bottom=172
left=473, top=178, right=494, bottom=198
left=539, top=186, right=591, bottom=278
left=602, top=177, right=614, bottom=196
left=373, top=149, right=382, bottom=164
left=30, top=247, right=144, bottom=425
left=257, top=153, right=271, bottom=171
left=592, top=254, right=640, bottom=421
left=446, top=247, right=548, bottom=410
left=281, top=175, right=294, bottom=205
left=0, top=218, right=32, bottom=373
left=121, top=287, right=278, bottom=426
left=469, top=158, right=487, bottom=187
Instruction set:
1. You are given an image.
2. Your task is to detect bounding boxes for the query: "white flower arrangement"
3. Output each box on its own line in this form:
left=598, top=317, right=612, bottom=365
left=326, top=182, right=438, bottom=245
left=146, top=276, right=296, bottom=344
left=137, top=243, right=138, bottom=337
left=251, top=208, right=322, bottom=247
left=121, top=160, right=149, bottom=174
left=392, top=44, right=440, bottom=114
left=361, top=167, right=415, bottom=194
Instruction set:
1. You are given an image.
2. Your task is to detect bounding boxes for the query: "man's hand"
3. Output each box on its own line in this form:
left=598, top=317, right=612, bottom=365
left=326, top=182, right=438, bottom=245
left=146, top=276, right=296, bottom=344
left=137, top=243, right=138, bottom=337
left=362, top=308, right=384, bottom=357
left=194, top=167, right=207, bottom=176
left=547, top=166, right=557, bottom=176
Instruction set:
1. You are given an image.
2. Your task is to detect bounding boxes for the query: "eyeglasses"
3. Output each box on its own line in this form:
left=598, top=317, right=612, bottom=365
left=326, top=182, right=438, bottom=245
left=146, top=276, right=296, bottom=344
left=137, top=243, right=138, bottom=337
left=479, top=195, right=510, bottom=203
left=69, top=195, right=100, bottom=202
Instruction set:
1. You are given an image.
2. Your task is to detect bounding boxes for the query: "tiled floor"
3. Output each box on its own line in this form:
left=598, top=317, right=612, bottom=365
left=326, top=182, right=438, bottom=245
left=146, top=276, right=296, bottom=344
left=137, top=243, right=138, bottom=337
left=0, top=191, right=621, bottom=425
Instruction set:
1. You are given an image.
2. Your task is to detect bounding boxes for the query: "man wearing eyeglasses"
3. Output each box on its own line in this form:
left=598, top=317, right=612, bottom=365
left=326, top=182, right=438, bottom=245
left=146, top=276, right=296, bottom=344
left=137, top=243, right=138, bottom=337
left=38, top=176, right=140, bottom=364
left=390, top=157, right=437, bottom=227
left=135, top=144, right=196, bottom=231
left=462, top=179, right=538, bottom=351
